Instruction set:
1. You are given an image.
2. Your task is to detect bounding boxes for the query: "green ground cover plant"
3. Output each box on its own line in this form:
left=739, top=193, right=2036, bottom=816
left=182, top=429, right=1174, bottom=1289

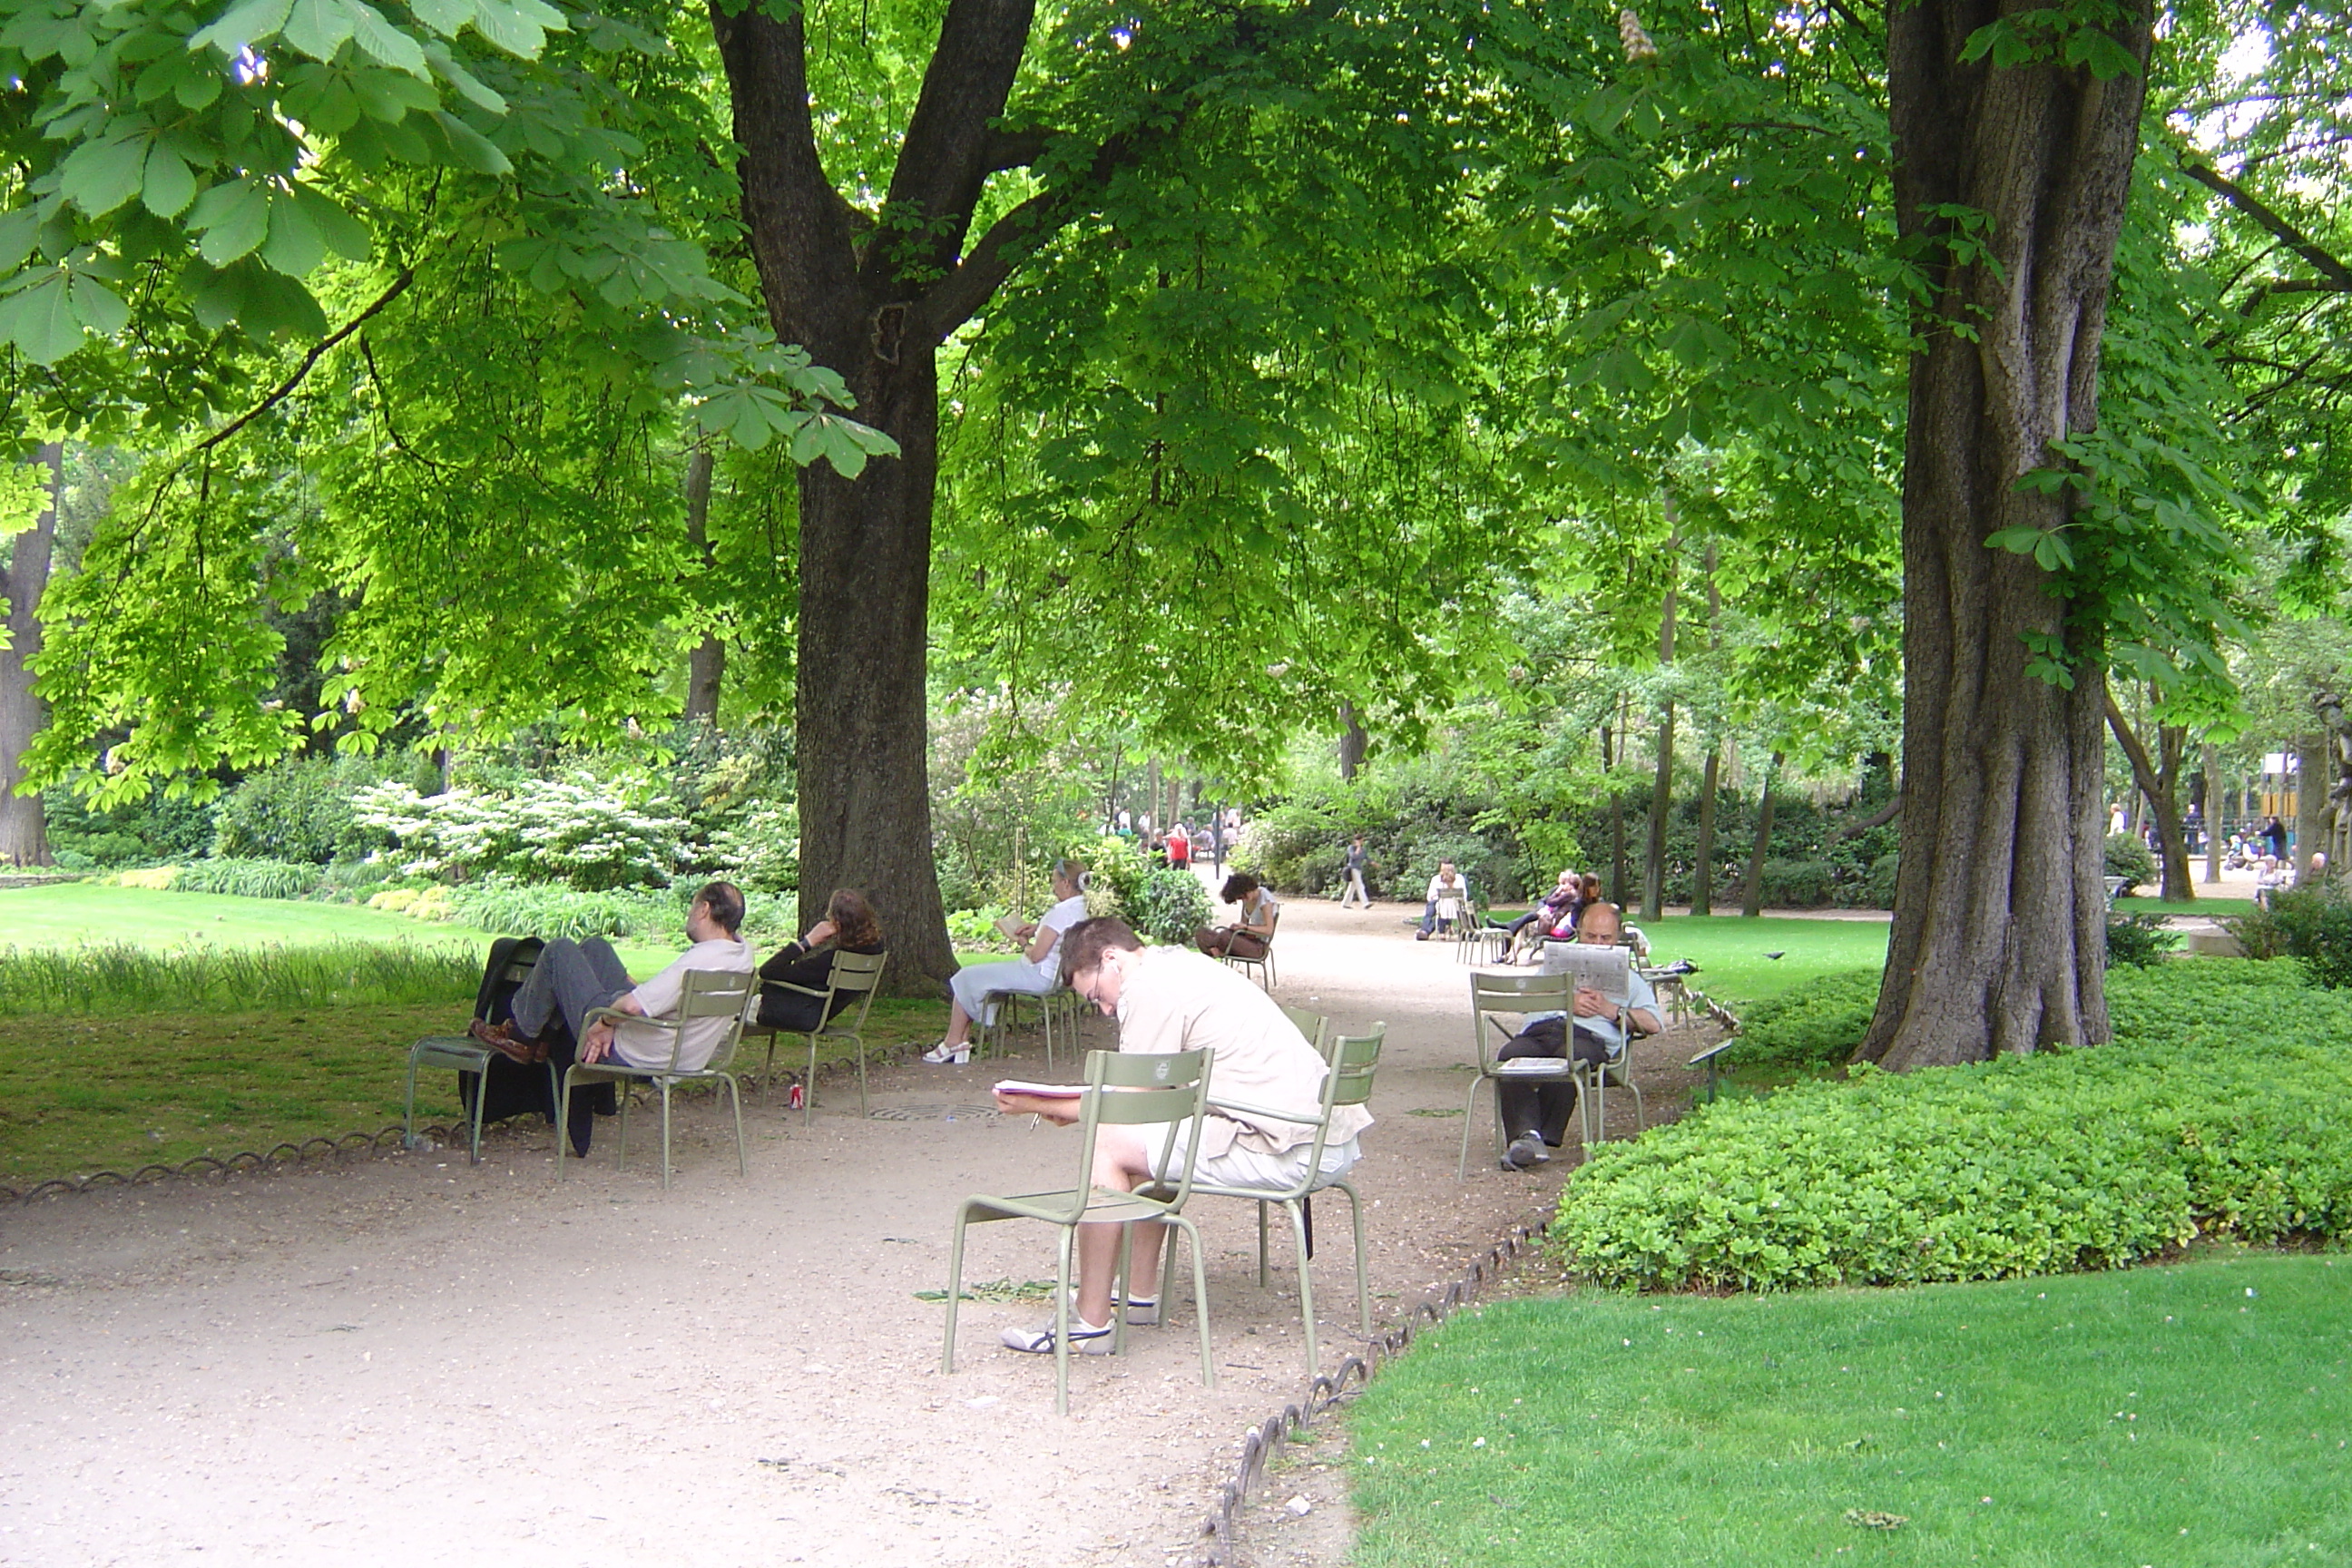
left=1349, top=1253, right=2352, bottom=1568
left=1719, top=968, right=1881, bottom=1069
left=0, top=941, right=478, bottom=1014
left=1556, top=961, right=2352, bottom=1290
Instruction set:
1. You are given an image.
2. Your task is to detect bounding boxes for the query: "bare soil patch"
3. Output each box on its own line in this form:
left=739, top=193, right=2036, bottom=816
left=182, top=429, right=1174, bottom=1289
left=0, top=897, right=1716, bottom=1566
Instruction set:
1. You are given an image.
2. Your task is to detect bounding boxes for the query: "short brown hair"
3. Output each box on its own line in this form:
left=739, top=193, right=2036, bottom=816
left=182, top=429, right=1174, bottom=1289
left=693, top=880, right=746, bottom=935
left=1058, top=916, right=1142, bottom=985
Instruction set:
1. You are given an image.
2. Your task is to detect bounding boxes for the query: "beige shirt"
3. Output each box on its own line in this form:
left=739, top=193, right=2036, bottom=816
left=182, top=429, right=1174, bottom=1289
left=612, top=936, right=756, bottom=1072
left=1114, top=947, right=1374, bottom=1158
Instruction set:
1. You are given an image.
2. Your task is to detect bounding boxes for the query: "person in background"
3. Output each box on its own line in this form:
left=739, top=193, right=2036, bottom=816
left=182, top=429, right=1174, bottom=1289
left=1167, top=820, right=1191, bottom=871
left=2262, top=815, right=2290, bottom=862
left=1495, top=899, right=1660, bottom=1170
left=754, top=887, right=886, bottom=1030
left=1339, top=835, right=1373, bottom=909
left=1208, top=815, right=1229, bottom=875
left=1548, top=874, right=1602, bottom=939
left=1503, top=869, right=1577, bottom=951
left=1197, top=871, right=1280, bottom=960
left=922, top=860, right=1091, bottom=1066
left=1416, top=860, right=1468, bottom=940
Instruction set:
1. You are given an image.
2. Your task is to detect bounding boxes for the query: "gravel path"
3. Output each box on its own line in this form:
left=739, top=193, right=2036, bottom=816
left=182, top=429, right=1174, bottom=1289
left=0, top=898, right=1714, bottom=1567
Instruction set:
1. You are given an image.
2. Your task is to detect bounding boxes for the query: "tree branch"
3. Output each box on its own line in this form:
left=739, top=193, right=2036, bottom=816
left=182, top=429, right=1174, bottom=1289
left=2104, top=685, right=2167, bottom=811
left=916, top=135, right=1135, bottom=340
left=2180, top=156, right=2352, bottom=292
left=983, top=126, right=1058, bottom=172
left=1831, top=791, right=1902, bottom=840
left=192, top=269, right=416, bottom=454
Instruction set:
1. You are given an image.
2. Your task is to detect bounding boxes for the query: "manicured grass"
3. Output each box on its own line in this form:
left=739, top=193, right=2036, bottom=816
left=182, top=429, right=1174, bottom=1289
left=0, top=995, right=951, bottom=1182
left=1632, top=915, right=1890, bottom=1007
left=1350, top=1253, right=2352, bottom=1568
left=2119, top=896, right=2258, bottom=917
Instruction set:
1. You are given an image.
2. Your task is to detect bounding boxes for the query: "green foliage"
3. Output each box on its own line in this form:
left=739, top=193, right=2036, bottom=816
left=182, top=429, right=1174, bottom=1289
left=1081, top=834, right=1152, bottom=924
left=2230, top=882, right=2352, bottom=989
left=708, top=802, right=799, bottom=896
left=210, top=754, right=387, bottom=863
left=42, top=787, right=217, bottom=869
left=441, top=878, right=678, bottom=943
left=0, top=939, right=475, bottom=1014
left=2105, top=831, right=2159, bottom=895
left=2105, top=910, right=2181, bottom=968
left=1135, top=868, right=1212, bottom=947
left=1753, top=858, right=1835, bottom=910
left=1720, top=969, right=1881, bottom=1070
left=1553, top=960, right=2350, bottom=1291
left=352, top=775, right=690, bottom=890
left=945, top=905, right=1014, bottom=951
left=1348, top=1256, right=2352, bottom=1568
left=170, top=857, right=321, bottom=900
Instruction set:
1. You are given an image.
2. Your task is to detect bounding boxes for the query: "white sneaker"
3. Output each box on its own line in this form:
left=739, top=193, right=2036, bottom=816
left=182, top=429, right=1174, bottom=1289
left=1000, top=1316, right=1114, bottom=1355
left=920, top=1041, right=972, bottom=1065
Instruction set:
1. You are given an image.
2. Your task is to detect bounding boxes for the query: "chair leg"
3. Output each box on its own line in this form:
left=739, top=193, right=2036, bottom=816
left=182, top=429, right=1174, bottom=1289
left=1176, top=1215, right=1215, bottom=1390
left=942, top=1207, right=972, bottom=1375
left=1457, top=1073, right=1493, bottom=1180
left=615, top=1082, right=632, bottom=1171
left=1112, top=1223, right=1135, bottom=1358
left=804, top=1033, right=818, bottom=1130
left=555, top=1067, right=574, bottom=1179
left=1054, top=1224, right=1075, bottom=1416
left=468, top=1067, right=487, bottom=1163
left=658, top=1083, right=672, bottom=1191
left=1330, top=1180, right=1371, bottom=1334
left=762, top=1033, right=778, bottom=1091
left=1159, top=1215, right=1181, bottom=1322
left=856, top=1033, right=869, bottom=1119
left=1287, top=1199, right=1318, bottom=1373
left=1257, top=1200, right=1270, bottom=1288
left=726, top=1073, right=747, bottom=1177
left=401, top=1050, right=421, bottom=1152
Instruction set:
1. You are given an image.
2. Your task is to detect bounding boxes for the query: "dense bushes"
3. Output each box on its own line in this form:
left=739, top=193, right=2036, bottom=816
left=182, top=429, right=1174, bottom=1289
left=210, top=756, right=387, bottom=863
left=172, top=858, right=321, bottom=900
left=1719, top=969, right=1880, bottom=1069
left=1553, top=960, right=2352, bottom=1291
left=44, top=789, right=216, bottom=869
left=2228, top=882, right=2352, bottom=988
left=1136, top=867, right=1212, bottom=946
left=2105, top=832, right=2159, bottom=895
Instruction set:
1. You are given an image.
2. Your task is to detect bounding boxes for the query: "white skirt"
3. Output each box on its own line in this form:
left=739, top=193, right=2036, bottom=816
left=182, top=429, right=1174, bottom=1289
left=950, top=958, right=1055, bottom=1025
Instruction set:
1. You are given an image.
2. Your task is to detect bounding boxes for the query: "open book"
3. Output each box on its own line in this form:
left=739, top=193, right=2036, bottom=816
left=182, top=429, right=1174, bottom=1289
left=994, top=1080, right=1084, bottom=1099
left=994, top=915, right=1025, bottom=939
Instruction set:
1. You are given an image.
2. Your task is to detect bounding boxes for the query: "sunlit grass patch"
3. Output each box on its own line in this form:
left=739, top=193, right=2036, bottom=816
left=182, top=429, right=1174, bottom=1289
left=1351, top=1254, right=2352, bottom=1567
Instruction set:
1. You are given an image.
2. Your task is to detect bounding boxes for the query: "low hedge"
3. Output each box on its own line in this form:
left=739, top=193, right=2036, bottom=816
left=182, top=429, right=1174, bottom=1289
left=1554, top=959, right=2352, bottom=1291
left=1718, top=968, right=1880, bottom=1068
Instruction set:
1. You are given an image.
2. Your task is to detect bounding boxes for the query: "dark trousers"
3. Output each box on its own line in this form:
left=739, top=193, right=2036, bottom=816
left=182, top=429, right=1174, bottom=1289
left=1495, top=1016, right=1612, bottom=1147
left=511, top=936, right=634, bottom=1044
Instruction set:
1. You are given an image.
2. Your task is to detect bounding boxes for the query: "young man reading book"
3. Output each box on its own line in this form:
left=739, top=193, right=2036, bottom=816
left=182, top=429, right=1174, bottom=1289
left=991, top=917, right=1372, bottom=1357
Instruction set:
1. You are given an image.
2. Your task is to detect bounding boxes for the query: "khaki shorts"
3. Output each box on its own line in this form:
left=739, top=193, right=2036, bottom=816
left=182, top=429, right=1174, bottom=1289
left=1146, top=1122, right=1361, bottom=1189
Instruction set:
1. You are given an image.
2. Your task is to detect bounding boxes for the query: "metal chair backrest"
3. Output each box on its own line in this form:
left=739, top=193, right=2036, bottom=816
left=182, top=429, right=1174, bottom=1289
left=819, top=948, right=887, bottom=1032
left=1326, top=1025, right=1384, bottom=1110
left=1468, top=970, right=1573, bottom=1070
left=650, top=968, right=760, bottom=1073
left=1066, top=1046, right=1212, bottom=1218
left=1280, top=1005, right=1328, bottom=1052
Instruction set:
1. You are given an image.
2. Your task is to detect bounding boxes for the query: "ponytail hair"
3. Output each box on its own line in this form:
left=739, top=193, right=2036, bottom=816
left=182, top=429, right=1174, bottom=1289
left=1054, top=858, right=1091, bottom=894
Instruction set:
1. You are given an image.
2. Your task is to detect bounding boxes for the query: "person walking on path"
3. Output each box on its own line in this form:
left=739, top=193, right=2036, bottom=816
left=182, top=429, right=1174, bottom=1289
left=1339, top=836, right=1372, bottom=908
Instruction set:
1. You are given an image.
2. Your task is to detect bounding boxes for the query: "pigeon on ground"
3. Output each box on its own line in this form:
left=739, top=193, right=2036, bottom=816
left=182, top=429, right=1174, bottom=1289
left=1763, top=950, right=1786, bottom=960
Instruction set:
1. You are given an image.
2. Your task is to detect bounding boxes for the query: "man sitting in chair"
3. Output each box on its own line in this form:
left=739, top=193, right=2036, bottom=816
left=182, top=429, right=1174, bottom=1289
left=992, top=917, right=1374, bottom=1357
left=468, top=882, right=755, bottom=1146
left=1494, top=899, right=1660, bottom=1171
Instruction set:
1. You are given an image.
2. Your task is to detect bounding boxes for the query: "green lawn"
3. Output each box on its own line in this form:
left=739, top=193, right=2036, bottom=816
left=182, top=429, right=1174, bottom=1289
left=1350, top=1252, right=2352, bottom=1567
left=2118, top=896, right=2257, bottom=917
left=1632, top=915, right=1891, bottom=1007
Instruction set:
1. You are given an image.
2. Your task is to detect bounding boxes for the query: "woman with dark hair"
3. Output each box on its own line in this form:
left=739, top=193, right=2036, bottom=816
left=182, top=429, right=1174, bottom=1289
left=756, top=887, right=887, bottom=1031
left=1545, top=874, right=1602, bottom=940
left=1197, top=871, right=1280, bottom=960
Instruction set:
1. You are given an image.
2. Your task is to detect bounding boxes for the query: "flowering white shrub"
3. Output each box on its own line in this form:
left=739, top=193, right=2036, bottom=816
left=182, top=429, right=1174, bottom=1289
left=710, top=801, right=799, bottom=894
left=352, top=775, right=691, bottom=890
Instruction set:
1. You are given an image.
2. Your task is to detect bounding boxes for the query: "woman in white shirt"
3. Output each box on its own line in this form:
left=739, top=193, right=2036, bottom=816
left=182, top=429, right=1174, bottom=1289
left=923, top=860, right=1091, bottom=1065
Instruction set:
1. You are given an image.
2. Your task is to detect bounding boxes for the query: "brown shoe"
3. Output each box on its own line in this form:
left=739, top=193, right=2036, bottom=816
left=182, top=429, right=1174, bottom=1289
left=467, top=1017, right=540, bottom=1065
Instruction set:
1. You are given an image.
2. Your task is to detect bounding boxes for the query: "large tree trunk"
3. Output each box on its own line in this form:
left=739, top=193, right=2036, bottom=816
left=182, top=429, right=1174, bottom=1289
left=1338, top=701, right=1367, bottom=781
left=711, top=0, right=1046, bottom=993
left=1642, top=532, right=1679, bottom=923
left=2201, top=740, right=2221, bottom=883
left=1691, top=748, right=1720, bottom=916
left=2104, top=687, right=2191, bottom=900
left=1857, top=0, right=2149, bottom=1068
left=0, top=442, right=58, bottom=866
left=681, top=447, right=725, bottom=732
left=1740, top=751, right=1779, bottom=918
left=2298, top=730, right=2328, bottom=880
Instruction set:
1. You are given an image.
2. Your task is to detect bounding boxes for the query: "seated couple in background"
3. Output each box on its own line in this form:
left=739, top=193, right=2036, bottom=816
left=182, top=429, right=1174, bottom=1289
left=466, top=880, right=756, bottom=1154
left=923, top=860, right=1091, bottom=1066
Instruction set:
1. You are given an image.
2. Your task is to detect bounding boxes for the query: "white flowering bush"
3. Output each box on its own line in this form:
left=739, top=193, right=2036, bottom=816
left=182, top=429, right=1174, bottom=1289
left=710, top=801, right=799, bottom=894
left=352, top=776, right=691, bottom=891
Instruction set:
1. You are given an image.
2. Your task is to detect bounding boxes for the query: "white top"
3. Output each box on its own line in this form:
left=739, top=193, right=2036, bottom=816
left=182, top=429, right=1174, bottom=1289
left=611, top=936, right=757, bottom=1072
left=1031, top=895, right=1090, bottom=982
left=1426, top=874, right=1466, bottom=909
